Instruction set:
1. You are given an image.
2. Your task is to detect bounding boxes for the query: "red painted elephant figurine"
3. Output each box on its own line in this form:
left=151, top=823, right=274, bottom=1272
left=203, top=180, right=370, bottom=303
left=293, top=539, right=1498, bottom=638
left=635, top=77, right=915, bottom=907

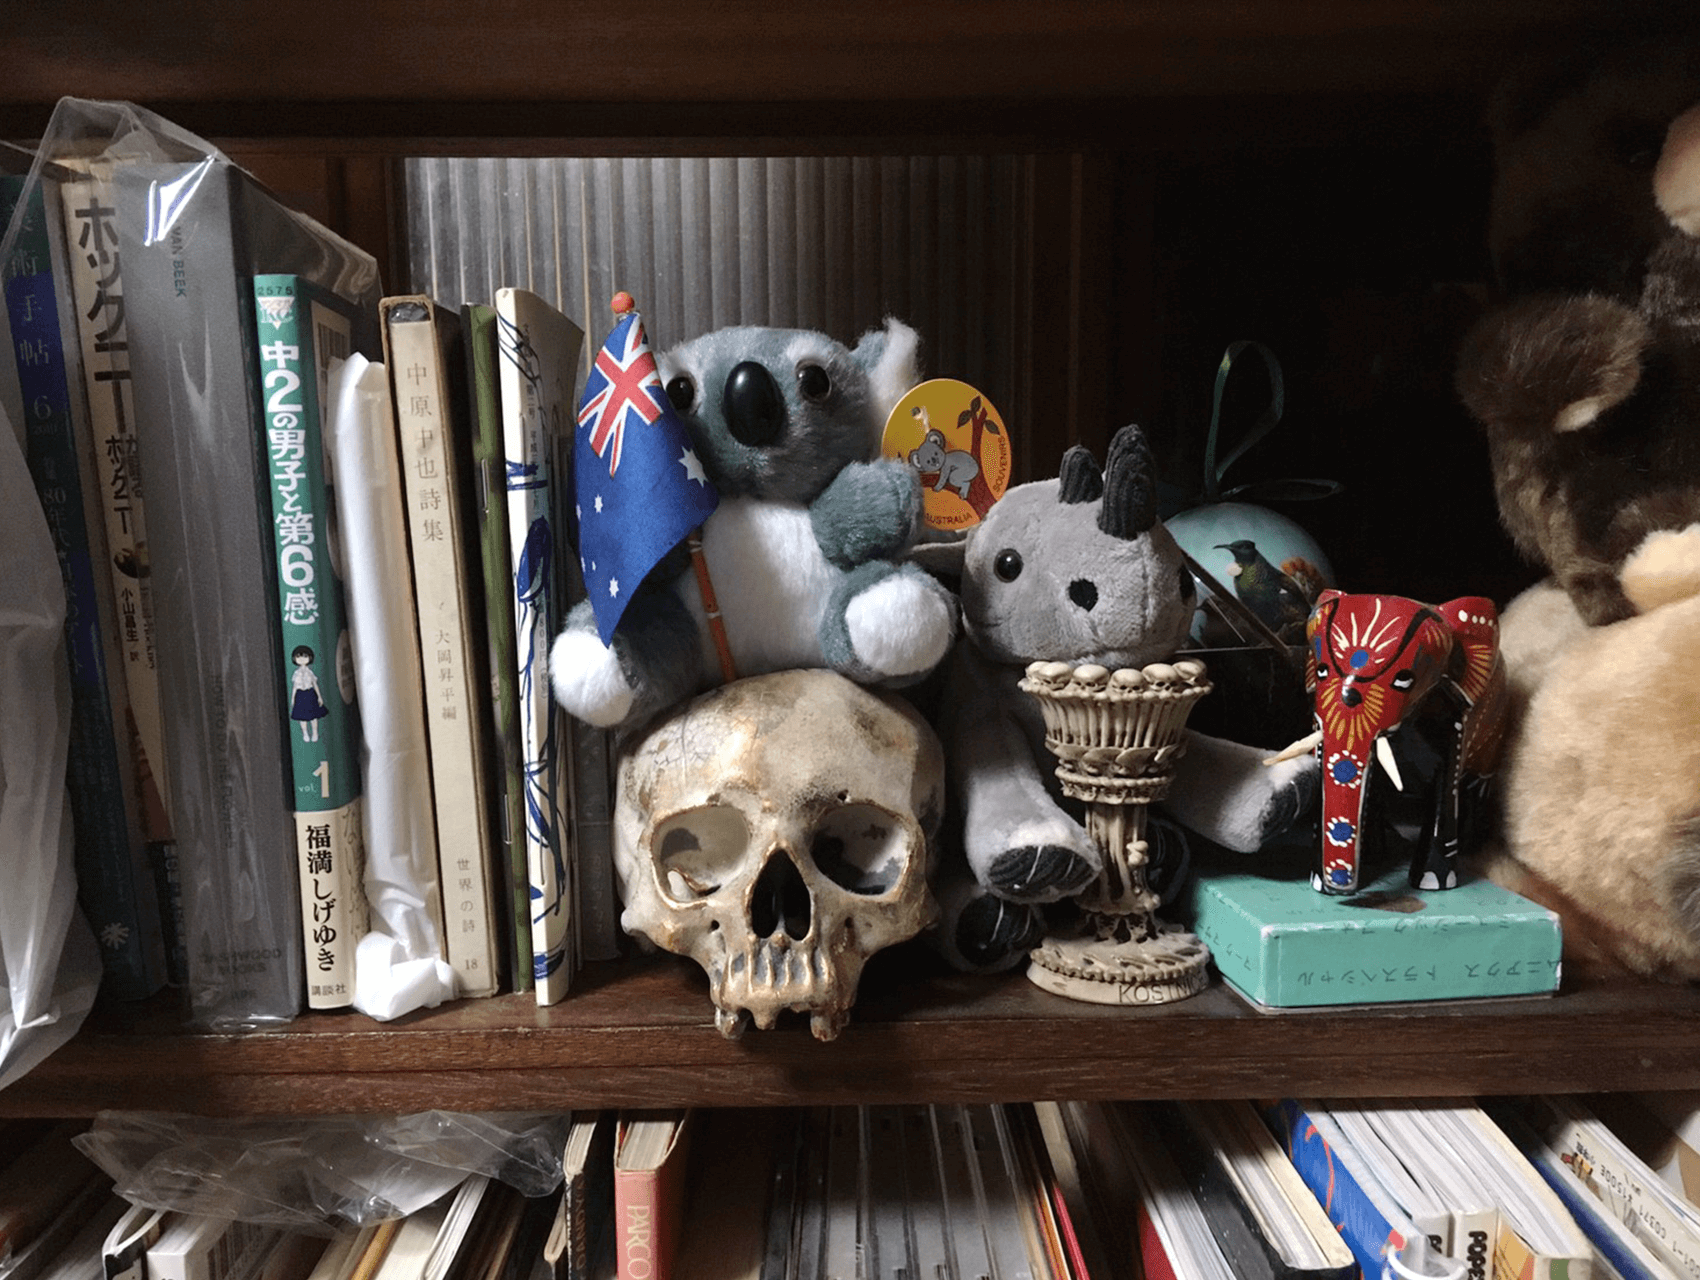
left=1266, top=591, right=1510, bottom=894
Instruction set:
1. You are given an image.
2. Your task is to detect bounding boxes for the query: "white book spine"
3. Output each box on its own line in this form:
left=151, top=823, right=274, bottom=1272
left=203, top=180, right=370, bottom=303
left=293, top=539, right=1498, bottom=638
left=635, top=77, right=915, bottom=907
left=493, top=289, right=581, bottom=1006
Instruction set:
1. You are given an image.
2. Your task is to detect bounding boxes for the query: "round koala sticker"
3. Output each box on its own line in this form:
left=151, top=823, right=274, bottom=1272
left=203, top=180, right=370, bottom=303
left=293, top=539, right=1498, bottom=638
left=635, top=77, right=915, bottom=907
left=882, top=379, right=1013, bottom=531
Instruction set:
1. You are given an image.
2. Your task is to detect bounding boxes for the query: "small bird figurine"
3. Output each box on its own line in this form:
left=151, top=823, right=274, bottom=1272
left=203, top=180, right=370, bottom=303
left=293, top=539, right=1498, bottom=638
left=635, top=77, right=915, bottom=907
left=1216, top=538, right=1311, bottom=641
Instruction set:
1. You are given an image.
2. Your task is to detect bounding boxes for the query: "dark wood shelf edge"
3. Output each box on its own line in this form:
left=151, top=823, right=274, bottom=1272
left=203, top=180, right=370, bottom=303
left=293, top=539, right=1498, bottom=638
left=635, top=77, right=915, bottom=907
left=3, top=955, right=1695, bottom=1117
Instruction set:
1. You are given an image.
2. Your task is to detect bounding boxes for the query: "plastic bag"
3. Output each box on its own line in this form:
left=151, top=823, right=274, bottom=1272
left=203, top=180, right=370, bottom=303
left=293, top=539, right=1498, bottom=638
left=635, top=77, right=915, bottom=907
left=8, top=99, right=391, bottom=1029
left=73, top=1110, right=571, bottom=1233
left=0, top=399, right=103, bottom=1091
left=327, top=355, right=458, bottom=1020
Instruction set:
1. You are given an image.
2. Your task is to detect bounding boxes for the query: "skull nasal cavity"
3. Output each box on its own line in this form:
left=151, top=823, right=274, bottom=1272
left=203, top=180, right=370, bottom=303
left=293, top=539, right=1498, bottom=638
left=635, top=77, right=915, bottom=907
left=1341, top=684, right=1363, bottom=708
left=750, top=853, right=811, bottom=940
left=1069, top=578, right=1099, bottom=611
left=723, top=361, right=786, bottom=446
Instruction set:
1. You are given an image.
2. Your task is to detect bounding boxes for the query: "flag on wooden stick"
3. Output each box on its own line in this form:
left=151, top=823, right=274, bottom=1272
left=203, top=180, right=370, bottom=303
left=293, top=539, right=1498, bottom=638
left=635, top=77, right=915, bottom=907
left=573, top=294, right=719, bottom=647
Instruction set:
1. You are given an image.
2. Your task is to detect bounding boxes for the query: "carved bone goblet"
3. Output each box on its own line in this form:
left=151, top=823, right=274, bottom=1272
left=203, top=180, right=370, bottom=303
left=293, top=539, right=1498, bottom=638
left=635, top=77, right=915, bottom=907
left=1019, top=658, right=1213, bottom=1005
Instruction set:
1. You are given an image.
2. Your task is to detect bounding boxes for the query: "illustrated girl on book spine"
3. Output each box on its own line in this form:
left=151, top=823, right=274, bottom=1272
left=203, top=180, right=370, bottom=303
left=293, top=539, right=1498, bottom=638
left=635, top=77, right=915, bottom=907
left=290, top=644, right=328, bottom=742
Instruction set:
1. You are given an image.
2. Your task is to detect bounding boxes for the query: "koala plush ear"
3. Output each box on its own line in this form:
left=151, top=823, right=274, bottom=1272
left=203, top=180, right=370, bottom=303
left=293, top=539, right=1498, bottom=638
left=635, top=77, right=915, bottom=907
left=855, top=317, right=922, bottom=429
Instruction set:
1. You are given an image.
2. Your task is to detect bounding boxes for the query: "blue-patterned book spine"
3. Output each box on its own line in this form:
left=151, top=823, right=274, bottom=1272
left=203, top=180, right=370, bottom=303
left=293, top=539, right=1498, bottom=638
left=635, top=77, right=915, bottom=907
left=4, top=171, right=168, bottom=999
left=1262, top=1099, right=1413, bottom=1280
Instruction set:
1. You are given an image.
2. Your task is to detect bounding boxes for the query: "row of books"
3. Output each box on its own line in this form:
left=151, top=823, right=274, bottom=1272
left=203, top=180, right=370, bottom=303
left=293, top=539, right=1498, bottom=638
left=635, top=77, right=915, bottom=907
left=5, top=100, right=610, bottom=1024
left=8, top=1090, right=1700, bottom=1280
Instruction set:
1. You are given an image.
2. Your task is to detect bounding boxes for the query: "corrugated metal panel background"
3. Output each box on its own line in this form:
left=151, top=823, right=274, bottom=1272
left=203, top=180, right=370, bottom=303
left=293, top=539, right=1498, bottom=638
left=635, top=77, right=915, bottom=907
left=401, top=154, right=1037, bottom=442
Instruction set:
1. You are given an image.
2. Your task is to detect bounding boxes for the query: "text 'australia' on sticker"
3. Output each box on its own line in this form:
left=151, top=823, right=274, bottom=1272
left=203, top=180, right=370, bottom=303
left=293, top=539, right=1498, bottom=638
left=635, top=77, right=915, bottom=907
left=880, top=378, right=1013, bottom=531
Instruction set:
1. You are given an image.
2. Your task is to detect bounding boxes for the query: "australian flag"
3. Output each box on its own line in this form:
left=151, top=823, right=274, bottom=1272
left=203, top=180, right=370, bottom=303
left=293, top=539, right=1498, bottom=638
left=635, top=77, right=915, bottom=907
left=574, top=309, right=718, bottom=643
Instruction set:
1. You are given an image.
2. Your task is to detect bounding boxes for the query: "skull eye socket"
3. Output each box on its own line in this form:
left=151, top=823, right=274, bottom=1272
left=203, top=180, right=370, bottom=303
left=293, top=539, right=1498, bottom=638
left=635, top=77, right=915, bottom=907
left=810, top=803, right=913, bottom=895
left=1391, top=668, right=1417, bottom=691
left=653, top=806, right=750, bottom=903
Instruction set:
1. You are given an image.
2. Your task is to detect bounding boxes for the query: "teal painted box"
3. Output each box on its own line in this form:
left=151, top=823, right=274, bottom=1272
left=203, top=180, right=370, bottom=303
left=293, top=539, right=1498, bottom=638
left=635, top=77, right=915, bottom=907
left=1174, top=846, right=1563, bottom=1009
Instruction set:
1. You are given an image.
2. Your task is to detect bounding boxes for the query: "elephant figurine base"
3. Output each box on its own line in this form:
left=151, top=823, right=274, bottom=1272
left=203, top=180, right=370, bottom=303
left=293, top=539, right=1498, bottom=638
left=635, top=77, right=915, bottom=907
left=1266, top=591, right=1509, bottom=896
left=1019, top=659, right=1214, bottom=1005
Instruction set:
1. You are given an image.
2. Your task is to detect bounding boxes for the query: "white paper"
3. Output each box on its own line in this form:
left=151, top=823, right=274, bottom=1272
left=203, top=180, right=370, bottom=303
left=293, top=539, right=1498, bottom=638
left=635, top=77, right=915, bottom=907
left=325, top=354, right=457, bottom=1019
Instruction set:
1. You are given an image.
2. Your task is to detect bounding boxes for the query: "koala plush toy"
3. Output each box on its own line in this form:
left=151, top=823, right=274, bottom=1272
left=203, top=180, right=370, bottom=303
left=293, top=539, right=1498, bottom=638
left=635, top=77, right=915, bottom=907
left=551, top=318, right=958, bottom=732
left=927, top=424, right=1317, bottom=969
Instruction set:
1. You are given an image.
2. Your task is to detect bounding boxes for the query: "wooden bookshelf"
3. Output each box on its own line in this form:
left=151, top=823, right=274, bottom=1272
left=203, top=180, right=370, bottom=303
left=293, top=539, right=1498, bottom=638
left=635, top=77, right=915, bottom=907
left=4, top=0, right=1698, bottom=1121
left=3, top=953, right=1697, bottom=1118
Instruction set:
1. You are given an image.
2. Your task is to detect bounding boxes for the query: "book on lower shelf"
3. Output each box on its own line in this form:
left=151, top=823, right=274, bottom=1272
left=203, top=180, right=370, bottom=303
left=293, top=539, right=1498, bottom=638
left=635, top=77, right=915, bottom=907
left=146, top=1214, right=281, bottom=1280
left=253, top=273, right=370, bottom=1011
left=1153, top=1099, right=1359, bottom=1280
left=1489, top=1101, right=1680, bottom=1280
left=1260, top=1098, right=1468, bottom=1280
left=545, top=1112, right=616, bottom=1280
left=613, top=1109, right=693, bottom=1280
left=1504, top=1095, right=1700, bottom=1280
left=381, top=295, right=503, bottom=999
left=1177, top=844, right=1563, bottom=1009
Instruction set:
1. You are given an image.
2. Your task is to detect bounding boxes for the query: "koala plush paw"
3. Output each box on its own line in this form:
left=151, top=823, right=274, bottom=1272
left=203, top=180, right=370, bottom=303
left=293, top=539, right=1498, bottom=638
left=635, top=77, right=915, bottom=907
left=549, top=627, right=635, bottom=728
left=811, top=458, right=925, bottom=566
left=986, top=844, right=1099, bottom=902
left=833, top=563, right=957, bottom=682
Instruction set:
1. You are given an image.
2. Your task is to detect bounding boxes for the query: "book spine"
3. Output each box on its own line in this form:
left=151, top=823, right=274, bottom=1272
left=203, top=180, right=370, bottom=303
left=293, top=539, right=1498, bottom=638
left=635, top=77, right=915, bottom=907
left=54, top=165, right=173, bottom=841
left=388, top=305, right=501, bottom=997
left=494, top=295, right=573, bottom=1005
left=465, top=302, right=532, bottom=995
left=115, top=160, right=305, bottom=1027
left=254, top=275, right=369, bottom=1010
left=614, top=1163, right=682, bottom=1280
left=17, top=167, right=170, bottom=999
left=1264, top=1099, right=1411, bottom=1280
left=1539, top=1109, right=1700, bottom=1280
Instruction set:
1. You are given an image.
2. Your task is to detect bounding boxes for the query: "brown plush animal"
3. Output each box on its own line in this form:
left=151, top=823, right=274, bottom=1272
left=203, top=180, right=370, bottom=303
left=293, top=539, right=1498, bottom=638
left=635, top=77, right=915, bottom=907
left=1476, top=524, right=1700, bottom=980
left=1456, top=46, right=1700, bottom=625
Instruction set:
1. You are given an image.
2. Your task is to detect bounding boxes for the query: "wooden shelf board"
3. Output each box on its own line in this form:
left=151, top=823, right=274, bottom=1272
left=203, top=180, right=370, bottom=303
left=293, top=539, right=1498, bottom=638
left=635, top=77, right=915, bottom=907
left=0, top=2, right=1682, bottom=135
left=4, top=953, right=1696, bottom=1117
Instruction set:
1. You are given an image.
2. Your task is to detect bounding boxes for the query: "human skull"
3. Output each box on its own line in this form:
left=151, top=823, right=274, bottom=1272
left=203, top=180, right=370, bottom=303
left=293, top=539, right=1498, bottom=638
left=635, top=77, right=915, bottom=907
left=615, top=669, right=944, bottom=1041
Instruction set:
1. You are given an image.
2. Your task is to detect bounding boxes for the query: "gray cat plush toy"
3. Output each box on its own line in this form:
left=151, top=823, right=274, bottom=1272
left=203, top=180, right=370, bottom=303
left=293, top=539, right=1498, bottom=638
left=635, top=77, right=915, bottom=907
left=929, top=424, right=1317, bottom=968
left=551, top=318, right=957, bottom=731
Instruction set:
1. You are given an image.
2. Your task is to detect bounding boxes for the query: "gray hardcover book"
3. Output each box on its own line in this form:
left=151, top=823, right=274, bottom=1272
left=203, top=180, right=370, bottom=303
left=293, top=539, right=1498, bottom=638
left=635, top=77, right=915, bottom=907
left=115, top=158, right=379, bottom=1028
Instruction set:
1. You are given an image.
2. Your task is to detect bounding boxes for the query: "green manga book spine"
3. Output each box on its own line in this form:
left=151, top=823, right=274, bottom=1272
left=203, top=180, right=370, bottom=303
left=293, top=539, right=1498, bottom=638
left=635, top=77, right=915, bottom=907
left=254, top=273, right=368, bottom=1010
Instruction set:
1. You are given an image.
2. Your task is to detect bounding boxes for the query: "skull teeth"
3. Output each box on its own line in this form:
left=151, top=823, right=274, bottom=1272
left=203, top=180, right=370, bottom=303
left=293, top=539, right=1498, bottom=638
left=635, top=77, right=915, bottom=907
left=742, top=938, right=822, bottom=990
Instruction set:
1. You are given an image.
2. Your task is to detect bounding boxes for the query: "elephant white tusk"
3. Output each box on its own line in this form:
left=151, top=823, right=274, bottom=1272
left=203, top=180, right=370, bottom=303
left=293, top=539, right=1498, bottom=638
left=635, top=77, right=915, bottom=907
left=1262, top=729, right=1322, bottom=767
left=1376, top=735, right=1405, bottom=791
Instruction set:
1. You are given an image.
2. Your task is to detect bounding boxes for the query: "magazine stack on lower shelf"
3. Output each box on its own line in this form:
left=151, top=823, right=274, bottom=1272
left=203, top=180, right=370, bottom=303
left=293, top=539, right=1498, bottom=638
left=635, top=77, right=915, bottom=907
left=8, top=1091, right=1700, bottom=1280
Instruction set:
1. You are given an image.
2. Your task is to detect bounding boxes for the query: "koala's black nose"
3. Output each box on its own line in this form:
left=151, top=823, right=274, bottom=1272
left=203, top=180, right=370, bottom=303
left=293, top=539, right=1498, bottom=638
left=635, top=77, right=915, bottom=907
left=1068, top=578, right=1099, bottom=611
left=723, top=361, right=786, bottom=447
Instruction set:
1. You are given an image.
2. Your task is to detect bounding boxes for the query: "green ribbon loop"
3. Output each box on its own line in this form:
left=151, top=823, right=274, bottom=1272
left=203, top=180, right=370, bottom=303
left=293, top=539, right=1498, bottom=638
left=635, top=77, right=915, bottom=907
left=1199, top=340, right=1341, bottom=508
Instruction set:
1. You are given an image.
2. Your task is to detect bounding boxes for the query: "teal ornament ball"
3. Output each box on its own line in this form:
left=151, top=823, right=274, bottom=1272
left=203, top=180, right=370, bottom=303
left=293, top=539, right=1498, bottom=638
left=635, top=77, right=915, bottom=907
left=1166, top=501, right=1336, bottom=647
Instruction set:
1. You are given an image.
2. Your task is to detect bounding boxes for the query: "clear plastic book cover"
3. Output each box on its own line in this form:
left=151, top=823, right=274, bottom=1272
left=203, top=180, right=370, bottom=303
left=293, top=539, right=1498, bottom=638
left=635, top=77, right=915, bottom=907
left=3, top=98, right=384, bottom=1031
left=0, top=390, right=103, bottom=1093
